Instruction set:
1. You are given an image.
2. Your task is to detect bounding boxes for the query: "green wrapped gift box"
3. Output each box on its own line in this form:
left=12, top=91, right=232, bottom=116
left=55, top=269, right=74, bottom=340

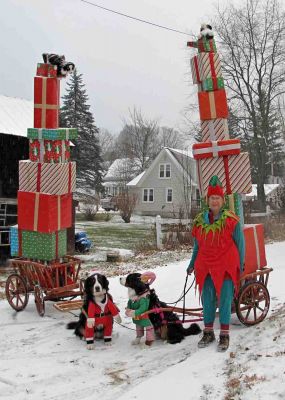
left=27, top=127, right=78, bottom=140
left=198, top=77, right=225, bottom=92
left=18, top=229, right=67, bottom=261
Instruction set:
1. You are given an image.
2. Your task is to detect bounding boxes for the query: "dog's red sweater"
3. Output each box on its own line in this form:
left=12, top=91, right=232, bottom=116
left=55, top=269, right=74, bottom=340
left=85, top=298, right=119, bottom=344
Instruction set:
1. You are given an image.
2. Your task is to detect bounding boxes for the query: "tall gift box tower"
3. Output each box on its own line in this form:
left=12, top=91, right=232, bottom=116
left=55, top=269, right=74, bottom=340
left=188, top=26, right=267, bottom=273
left=12, top=58, right=77, bottom=262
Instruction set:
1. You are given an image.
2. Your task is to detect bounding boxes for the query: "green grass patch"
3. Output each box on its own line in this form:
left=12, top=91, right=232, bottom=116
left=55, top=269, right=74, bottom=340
left=79, top=223, right=155, bottom=250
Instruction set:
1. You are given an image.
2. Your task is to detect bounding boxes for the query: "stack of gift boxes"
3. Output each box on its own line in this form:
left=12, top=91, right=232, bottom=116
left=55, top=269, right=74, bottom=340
left=188, top=33, right=267, bottom=273
left=11, top=62, right=77, bottom=262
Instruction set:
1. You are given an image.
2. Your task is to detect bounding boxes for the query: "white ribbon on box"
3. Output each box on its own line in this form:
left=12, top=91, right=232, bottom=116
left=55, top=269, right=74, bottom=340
left=193, top=141, right=241, bottom=158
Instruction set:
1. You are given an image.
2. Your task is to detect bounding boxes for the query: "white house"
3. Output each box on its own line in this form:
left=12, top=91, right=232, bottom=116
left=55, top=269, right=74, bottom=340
left=127, top=147, right=199, bottom=218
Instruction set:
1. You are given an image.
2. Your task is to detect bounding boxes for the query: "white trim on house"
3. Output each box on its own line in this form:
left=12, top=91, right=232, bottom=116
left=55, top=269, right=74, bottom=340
left=158, top=163, right=171, bottom=179
left=142, top=188, right=154, bottom=203
left=165, top=187, right=173, bottom=203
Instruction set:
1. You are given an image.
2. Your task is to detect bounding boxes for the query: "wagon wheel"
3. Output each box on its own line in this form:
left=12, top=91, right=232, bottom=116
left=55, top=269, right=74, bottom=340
left=34, top=285, right=45, bottom=317
left=235, top=281, right=270, bottom=326
left=5, top=274, right=29, bottom=311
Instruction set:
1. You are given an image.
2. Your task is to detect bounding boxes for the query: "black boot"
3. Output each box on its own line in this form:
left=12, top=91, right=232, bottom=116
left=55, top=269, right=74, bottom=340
left=198, top=330, right=215, bottom=348
left=217, top=334, right=230, bottom=352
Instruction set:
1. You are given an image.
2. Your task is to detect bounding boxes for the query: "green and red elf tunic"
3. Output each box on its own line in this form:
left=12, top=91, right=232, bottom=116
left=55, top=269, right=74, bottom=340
left=189, top=208, right=245, bottom=298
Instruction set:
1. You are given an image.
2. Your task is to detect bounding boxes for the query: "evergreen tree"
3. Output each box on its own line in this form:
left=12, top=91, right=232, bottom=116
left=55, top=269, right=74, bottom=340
left=60, top=69, right=103, bottom=193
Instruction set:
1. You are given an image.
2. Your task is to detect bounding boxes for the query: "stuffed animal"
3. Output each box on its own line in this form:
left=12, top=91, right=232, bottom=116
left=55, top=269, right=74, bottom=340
left=42, top=53, right=75, bottom=77
left=198, top=23, right=214, bottom=40
left=67, top=271, right=121, bottom=350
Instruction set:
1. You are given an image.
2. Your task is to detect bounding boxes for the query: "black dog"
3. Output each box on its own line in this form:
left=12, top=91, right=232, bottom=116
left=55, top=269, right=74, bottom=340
left=42, top=53, right=75, bottom=77
left=67, top=272, right=121, bottom=349
left=120, top=272, right=201, bottom=345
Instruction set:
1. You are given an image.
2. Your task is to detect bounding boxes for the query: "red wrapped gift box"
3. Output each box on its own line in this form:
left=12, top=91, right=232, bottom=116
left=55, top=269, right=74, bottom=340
left=187, top=38, right=217, bottom=53
left=18, top=191, right=72, bottom=233
left=34, top=76, right=60, bottom=129
left=201, top=119, right=229, bottom=142
left=196, top=152, right=252, bottom=196
left=191, top=53, right=222, bottom=84
left=19, top=161, right=76, bottom=195
left=198, top=90, right=228, bottom=120
left=29, top=139, right=71, bottom=163
left=36, top=63, right=57, bottom=78
left=243, top=224, right=267, bottom=274
left=193, top=139, right=241, bottom=160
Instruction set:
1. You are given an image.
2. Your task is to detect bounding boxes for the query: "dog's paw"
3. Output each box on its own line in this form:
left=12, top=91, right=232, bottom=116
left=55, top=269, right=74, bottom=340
left=131, top=337, right=141, bottom=345
left=86, top=343, right=95, bottom=350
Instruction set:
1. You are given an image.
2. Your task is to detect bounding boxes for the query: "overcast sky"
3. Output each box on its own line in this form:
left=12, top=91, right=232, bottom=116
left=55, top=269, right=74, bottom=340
left=1, top=0, right=220, bottom=135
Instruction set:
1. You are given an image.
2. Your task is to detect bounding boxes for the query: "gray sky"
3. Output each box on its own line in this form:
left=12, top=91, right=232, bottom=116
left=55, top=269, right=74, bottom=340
left=1, top=0, right=218, bottom=135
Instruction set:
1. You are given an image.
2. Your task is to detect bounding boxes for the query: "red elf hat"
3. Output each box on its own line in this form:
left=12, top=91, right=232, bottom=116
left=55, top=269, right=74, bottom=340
left=207, top=175, right=224, bottom=198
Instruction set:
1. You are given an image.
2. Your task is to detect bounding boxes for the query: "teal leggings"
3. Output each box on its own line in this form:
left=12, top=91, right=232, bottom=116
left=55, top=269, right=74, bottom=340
left=201, top=275, right=234, bottom=326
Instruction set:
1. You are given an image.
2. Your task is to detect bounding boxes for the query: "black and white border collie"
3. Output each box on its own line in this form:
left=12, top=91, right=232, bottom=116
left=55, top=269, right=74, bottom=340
left=120, top=272, right=201, bottom=344
left=42, top=53, right=75, bottom=77
left=67, top=272, right=121, bottom=349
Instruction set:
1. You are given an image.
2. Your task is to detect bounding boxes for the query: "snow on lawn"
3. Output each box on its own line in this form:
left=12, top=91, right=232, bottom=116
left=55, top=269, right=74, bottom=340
left=0, top=242, right=285, bottom=400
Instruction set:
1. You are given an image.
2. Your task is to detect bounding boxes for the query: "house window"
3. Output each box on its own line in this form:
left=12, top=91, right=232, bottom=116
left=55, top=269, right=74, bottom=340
left=166, top=188, right=173, bottom=203
left=159, top=163, right=171, bottom=178
left=143, top=188, right=154, bottom=202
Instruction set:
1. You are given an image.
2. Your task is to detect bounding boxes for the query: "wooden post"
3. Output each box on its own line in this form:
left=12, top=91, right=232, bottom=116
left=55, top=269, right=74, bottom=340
left=156, top=215, right=162, bottom=249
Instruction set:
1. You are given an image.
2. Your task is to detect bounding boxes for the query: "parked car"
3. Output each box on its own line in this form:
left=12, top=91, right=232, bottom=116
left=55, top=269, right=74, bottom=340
left=101, top=195, right=118, bottom=211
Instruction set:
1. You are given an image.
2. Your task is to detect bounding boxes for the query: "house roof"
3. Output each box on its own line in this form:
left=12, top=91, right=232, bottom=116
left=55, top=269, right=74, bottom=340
left=127, top=171, right=146, bottom=186
left=103, top=158, right=141, bottom=182
left=245, top=184, right=280, bottom=199
left=0, top=95, right=33, bottom=137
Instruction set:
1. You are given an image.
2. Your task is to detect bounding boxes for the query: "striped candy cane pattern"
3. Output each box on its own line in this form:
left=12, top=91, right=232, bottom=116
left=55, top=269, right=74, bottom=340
left=200, top=119, right=229, bottom=142
left=196, top=152, right=252, bottom=196
left=19, top=161, right=76, bottom=195
left=191, top=53, right=222, bottom=85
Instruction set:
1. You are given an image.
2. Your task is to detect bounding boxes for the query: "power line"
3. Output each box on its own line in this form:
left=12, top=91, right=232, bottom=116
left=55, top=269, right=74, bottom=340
left=80, top=0, right=194, bottom=37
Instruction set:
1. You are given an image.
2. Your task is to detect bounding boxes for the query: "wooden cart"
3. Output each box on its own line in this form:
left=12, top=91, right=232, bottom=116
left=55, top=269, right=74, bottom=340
left=5, top=256, right=83, bottom=316
left=142, top=267, right=273, bottom=326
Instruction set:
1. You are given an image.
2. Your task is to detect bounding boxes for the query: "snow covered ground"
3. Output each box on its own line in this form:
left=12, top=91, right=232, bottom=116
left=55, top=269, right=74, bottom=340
left=0, top=242, right=285, bottom=400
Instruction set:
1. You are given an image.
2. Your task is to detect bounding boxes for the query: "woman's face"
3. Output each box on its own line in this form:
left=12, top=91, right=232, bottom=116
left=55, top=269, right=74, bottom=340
left=208, top=195, right=224, bottom=215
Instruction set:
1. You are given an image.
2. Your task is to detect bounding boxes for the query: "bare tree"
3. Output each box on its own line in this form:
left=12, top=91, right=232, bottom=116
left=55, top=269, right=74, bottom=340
left=214, top=0, right=285, bottom=210
left=117, top=107, right=160, bottom=172
left=116, top=192, right=138, bottom=223
left=158, top=126, right=184, bottom=149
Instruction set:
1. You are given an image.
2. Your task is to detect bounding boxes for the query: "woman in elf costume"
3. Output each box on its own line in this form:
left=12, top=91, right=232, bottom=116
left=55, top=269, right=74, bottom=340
left=187, top=176, right=245, bottom=351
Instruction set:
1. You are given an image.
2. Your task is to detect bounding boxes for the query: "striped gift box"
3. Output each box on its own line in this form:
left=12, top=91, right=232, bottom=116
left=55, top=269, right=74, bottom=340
left=19, top=161, right=76, bottom=195
left=196, top=152, right=252, bottom=196
left=201, top=119, right=229, bottom=142
left=191, top=53, right=222, bottom=84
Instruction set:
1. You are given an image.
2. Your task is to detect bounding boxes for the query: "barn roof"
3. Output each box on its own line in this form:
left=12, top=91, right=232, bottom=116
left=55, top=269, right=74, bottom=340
left=0, top=95, right=33, bottom=137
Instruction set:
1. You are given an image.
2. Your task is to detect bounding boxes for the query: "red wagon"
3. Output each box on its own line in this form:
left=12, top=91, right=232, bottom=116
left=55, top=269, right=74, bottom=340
left=5, top=256, right=83, bottom=316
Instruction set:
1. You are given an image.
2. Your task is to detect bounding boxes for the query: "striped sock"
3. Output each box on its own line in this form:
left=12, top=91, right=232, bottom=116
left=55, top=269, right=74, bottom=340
left=220, top=324, right=229, bottom=336
left=204, top=323, right=214, bottom=332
